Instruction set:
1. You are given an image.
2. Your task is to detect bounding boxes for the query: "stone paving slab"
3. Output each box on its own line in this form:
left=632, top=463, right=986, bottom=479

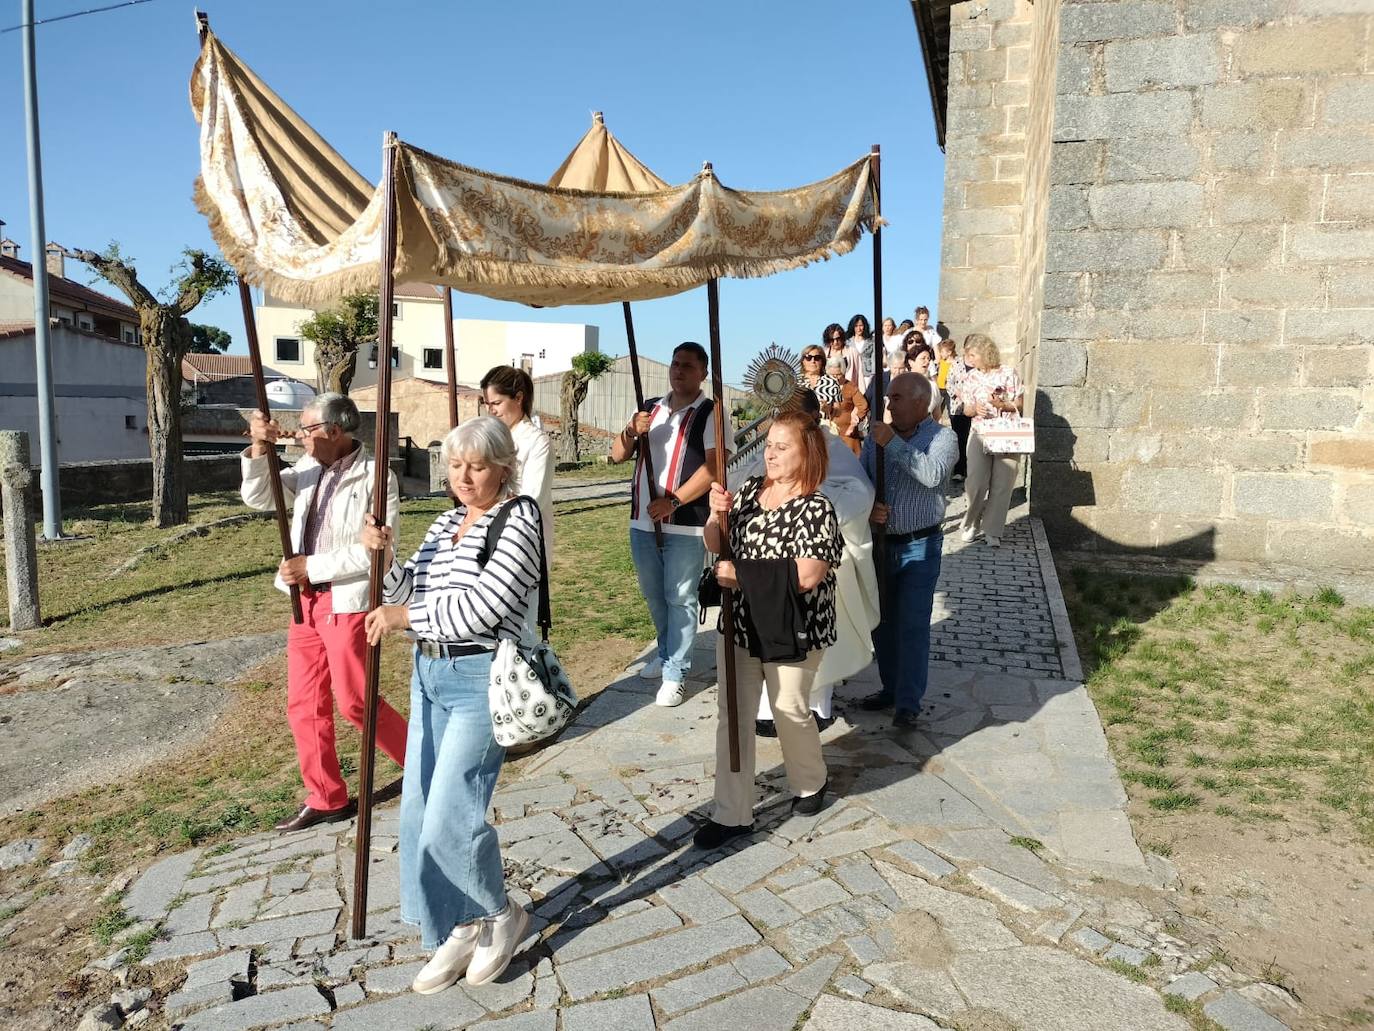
left=101, top=510, right=1298, bottom=1030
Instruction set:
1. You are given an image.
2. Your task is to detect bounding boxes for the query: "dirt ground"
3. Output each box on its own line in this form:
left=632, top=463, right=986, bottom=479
left=1136, top=806, right=1374, bottom=1028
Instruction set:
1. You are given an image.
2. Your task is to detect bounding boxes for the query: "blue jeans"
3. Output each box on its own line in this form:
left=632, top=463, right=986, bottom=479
left=871, top=533, right=943, bottom=714
left=630, top=528, right=704, bottom=682
left=399, top=650, right=507, bottom=949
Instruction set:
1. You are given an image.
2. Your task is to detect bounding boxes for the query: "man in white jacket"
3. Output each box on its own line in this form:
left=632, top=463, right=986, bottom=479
left=242, top=393, right=404, bottom=833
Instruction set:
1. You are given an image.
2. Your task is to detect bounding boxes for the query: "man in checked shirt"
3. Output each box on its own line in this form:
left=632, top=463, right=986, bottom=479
left=859, top=373, right=959, bottom=729
left=242, top=393, right=405, bottom=832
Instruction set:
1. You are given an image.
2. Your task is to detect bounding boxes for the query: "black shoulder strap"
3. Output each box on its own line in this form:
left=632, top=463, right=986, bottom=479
left=479, top=496, right=552, bottom=641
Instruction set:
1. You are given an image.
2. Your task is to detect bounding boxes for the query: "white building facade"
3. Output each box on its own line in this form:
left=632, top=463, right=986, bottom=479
left=254, top=284, right=598, bottom=392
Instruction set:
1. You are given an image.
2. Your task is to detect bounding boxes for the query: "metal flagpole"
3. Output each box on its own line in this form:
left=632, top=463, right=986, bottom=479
left=706, top=278, right=740, bottom=773
left=443, top=288, right=458, bottom=429
left=22, top=0, right=62, bottom=539
left=868, top=145, right=886, bottom=612
left=238, top=279, right=304, bottom=624
left=352, top=131, right=400, bottom=940
left=622, top=301, right=664, bottom=550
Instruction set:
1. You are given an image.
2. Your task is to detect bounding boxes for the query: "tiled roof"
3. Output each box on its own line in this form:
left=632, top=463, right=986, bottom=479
left=395, top=282, right=443, bottom=299
left=0, top=254, right=140, bottom=322
left=0, top=321, right=35, bottom=340
left=182, top=353, right=254, bottom=380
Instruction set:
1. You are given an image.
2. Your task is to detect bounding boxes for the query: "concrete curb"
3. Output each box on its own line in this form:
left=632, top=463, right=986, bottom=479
left=1029, top=517, right=1084, bottom=683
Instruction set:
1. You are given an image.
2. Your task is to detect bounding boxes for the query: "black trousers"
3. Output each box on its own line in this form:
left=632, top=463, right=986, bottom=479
left=951, top=411, right=973, bottom=478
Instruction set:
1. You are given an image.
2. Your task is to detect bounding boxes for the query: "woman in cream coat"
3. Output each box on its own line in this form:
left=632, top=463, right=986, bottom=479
left=480, top=365, right=554, bottom=557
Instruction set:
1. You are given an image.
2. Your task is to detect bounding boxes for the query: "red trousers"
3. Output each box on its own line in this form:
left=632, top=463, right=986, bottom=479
left=286, top=587, right=408, bottom=810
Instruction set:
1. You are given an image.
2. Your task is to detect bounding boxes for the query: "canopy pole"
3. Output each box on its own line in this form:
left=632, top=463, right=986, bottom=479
left=443, top=288, right=459, bottom=429
left=622, top=301, right=664, bottom=550
left=238, top=279, right=303, bottom=624
left=352, top=131, right=400, bottom=941
left=868, top=145, right=886, bottom=614
left=706, top=279, right=740, bottom=773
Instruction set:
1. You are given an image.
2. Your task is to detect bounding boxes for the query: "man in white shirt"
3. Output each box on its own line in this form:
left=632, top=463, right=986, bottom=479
left=243, top=393, right=404, bottom=832
left=913, top=306, right=940, bottom=350
left=609, top=343, right=720, bottom=707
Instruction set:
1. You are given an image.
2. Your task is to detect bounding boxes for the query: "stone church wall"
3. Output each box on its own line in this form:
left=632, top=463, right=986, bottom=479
left=938, top=0, right=1374, bottom=580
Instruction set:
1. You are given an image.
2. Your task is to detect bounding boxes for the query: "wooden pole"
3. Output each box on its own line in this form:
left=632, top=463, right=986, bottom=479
left=706, top=279, right=740, bottom=773
left=238, top=279, right=303, bottom=625
left=443, top=288, right=458, bottom=429
left=622, top=301, right=664, bottom=550
left=868, top=145, right=886, bottom=612
left=351, top=132, right=400, bottom=940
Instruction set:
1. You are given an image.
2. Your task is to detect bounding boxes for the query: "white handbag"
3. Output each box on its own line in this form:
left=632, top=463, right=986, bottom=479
left=482, top=498, right=578, bottom=748
left=978, top=415, right=1035, bottom=455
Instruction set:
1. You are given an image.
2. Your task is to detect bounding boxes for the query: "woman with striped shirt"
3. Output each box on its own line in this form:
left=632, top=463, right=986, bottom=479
left=362, top=416, right=542, bottom=996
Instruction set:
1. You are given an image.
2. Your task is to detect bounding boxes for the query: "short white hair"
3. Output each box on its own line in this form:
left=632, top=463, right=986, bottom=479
left=306, top=392, right=360, bottom=433
left=825, top=354, right=846, bottom=372
left=441, top=416, right=519, bottom=486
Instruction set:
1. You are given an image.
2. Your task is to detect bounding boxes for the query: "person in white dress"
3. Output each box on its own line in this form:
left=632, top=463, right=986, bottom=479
left=480, top=366, right=554, bottom=558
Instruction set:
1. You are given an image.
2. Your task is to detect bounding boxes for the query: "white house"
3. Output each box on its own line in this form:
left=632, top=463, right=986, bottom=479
left=0, top=240, right=149, bottom=463
left=253, top=284, right=599, bottom=391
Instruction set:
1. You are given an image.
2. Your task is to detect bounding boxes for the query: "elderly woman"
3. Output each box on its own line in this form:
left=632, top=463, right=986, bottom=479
left=824, top=353, right=868, bottom=456
left=822, top=321, right=863, bottom=391
left=480, top=365, right=554, bottom=556
left=694, top=410, right=844, bottom=850
left=958, top=334, right=1025, bottom=548
left=362, top=417, right=542, bottom=995
left=800, top=344, right=837, bottom=406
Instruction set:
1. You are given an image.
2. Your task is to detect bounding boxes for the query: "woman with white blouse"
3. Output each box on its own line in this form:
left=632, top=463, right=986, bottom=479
left=362, top=417, right=542, bottom=996
left=957, top=334, right=1025, bottom=549
left=481, top=365, right=554, bottom=556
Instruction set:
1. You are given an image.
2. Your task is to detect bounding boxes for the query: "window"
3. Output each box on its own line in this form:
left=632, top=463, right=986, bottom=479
left=391, top=302, right=402, bottom=319
left=391, top=346, right=400, bottom=368
left=423, top=348, right=443, bottom=370
left=78, top=317, right=93, bottom=331
left=124, top=329, right=135, bottom=344
left=124, top=415, right=137, bottom=430
left=275, top=337, right=301, bottom=363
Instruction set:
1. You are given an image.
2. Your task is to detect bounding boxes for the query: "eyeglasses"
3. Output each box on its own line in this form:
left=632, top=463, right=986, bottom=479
left=297, top=421, right=328, bottom=435
left=826, top=336, right=844, bottom=343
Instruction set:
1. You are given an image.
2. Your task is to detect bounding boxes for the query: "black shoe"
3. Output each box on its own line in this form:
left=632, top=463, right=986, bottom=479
left=693, top=820, right=754, bottom=850
left=793, top=779, right=829, bottom=816
left=893, top=709, right=920, bottom=729
left=755, top=719, right=778, bottom=738
left=860, top=692, right=894, bottom=712
left=813, top=713, right=835, bottom=732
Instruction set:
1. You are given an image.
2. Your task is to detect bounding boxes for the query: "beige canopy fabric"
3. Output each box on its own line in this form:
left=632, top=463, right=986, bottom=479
left=547, top=112, right=670, bottom=194
left=191, top=30, right=880, bottom=308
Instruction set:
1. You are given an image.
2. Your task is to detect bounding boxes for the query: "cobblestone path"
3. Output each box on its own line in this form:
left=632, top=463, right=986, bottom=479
left=87, top=512, right=1302, bottom=1031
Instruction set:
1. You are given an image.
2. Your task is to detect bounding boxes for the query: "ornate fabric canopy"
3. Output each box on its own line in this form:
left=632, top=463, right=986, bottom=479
left=191, top=31, right=880, bottom=308
left=547, top=112, right=669, bottom=194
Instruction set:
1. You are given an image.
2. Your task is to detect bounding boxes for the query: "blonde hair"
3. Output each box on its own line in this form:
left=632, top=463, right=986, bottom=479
left=963, top=333, right=1001, bottom=368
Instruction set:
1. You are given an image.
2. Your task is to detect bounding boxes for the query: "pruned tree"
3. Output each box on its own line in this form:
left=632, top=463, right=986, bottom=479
left=190, top=322, right=232, bottom=353
left=558, top=351, right=615, bottom=462
left=73, top=244, right=234, bottom=528
left=296, top=293, right=379, bottom=395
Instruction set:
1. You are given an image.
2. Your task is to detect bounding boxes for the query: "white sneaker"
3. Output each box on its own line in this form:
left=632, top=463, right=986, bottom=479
left=638, top=656, right=663, bottom=680
left=960, top=526, right=978, bottom=543
left=412, top=922, right=479, bottom=994
left=466, top=898, right=530, bottom=987
left=656, top=680, right=686, bottom=707
left=986, top=535, right=1001, bottom=548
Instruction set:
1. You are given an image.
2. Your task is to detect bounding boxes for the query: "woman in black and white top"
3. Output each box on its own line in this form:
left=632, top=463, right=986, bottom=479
left=695, top=409, right=844, bottom=850
left=362, top=416, right=540, bottom=997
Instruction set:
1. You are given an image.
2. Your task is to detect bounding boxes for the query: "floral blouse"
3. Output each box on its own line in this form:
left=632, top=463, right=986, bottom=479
left=722, top=476, right=843, bottom=655
left=960, top=366, right=1024, bottom=427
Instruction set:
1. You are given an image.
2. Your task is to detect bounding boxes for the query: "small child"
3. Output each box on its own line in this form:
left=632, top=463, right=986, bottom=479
left=936, top=337, right=957, bottom=421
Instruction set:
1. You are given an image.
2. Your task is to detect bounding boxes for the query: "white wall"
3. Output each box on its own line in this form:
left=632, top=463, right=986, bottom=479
left=256, top=292, right=598, bottom=392
left=0, top=326, right=149, bottom=464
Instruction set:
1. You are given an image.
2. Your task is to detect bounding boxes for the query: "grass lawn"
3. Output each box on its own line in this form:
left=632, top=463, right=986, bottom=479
left=0, top=487, right=651, bottom=877
left=1062, top=567, right=1374, bottom=847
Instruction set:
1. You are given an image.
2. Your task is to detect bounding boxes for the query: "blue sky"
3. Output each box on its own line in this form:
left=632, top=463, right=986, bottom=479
left=2, top=0, right=946, bottom=382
